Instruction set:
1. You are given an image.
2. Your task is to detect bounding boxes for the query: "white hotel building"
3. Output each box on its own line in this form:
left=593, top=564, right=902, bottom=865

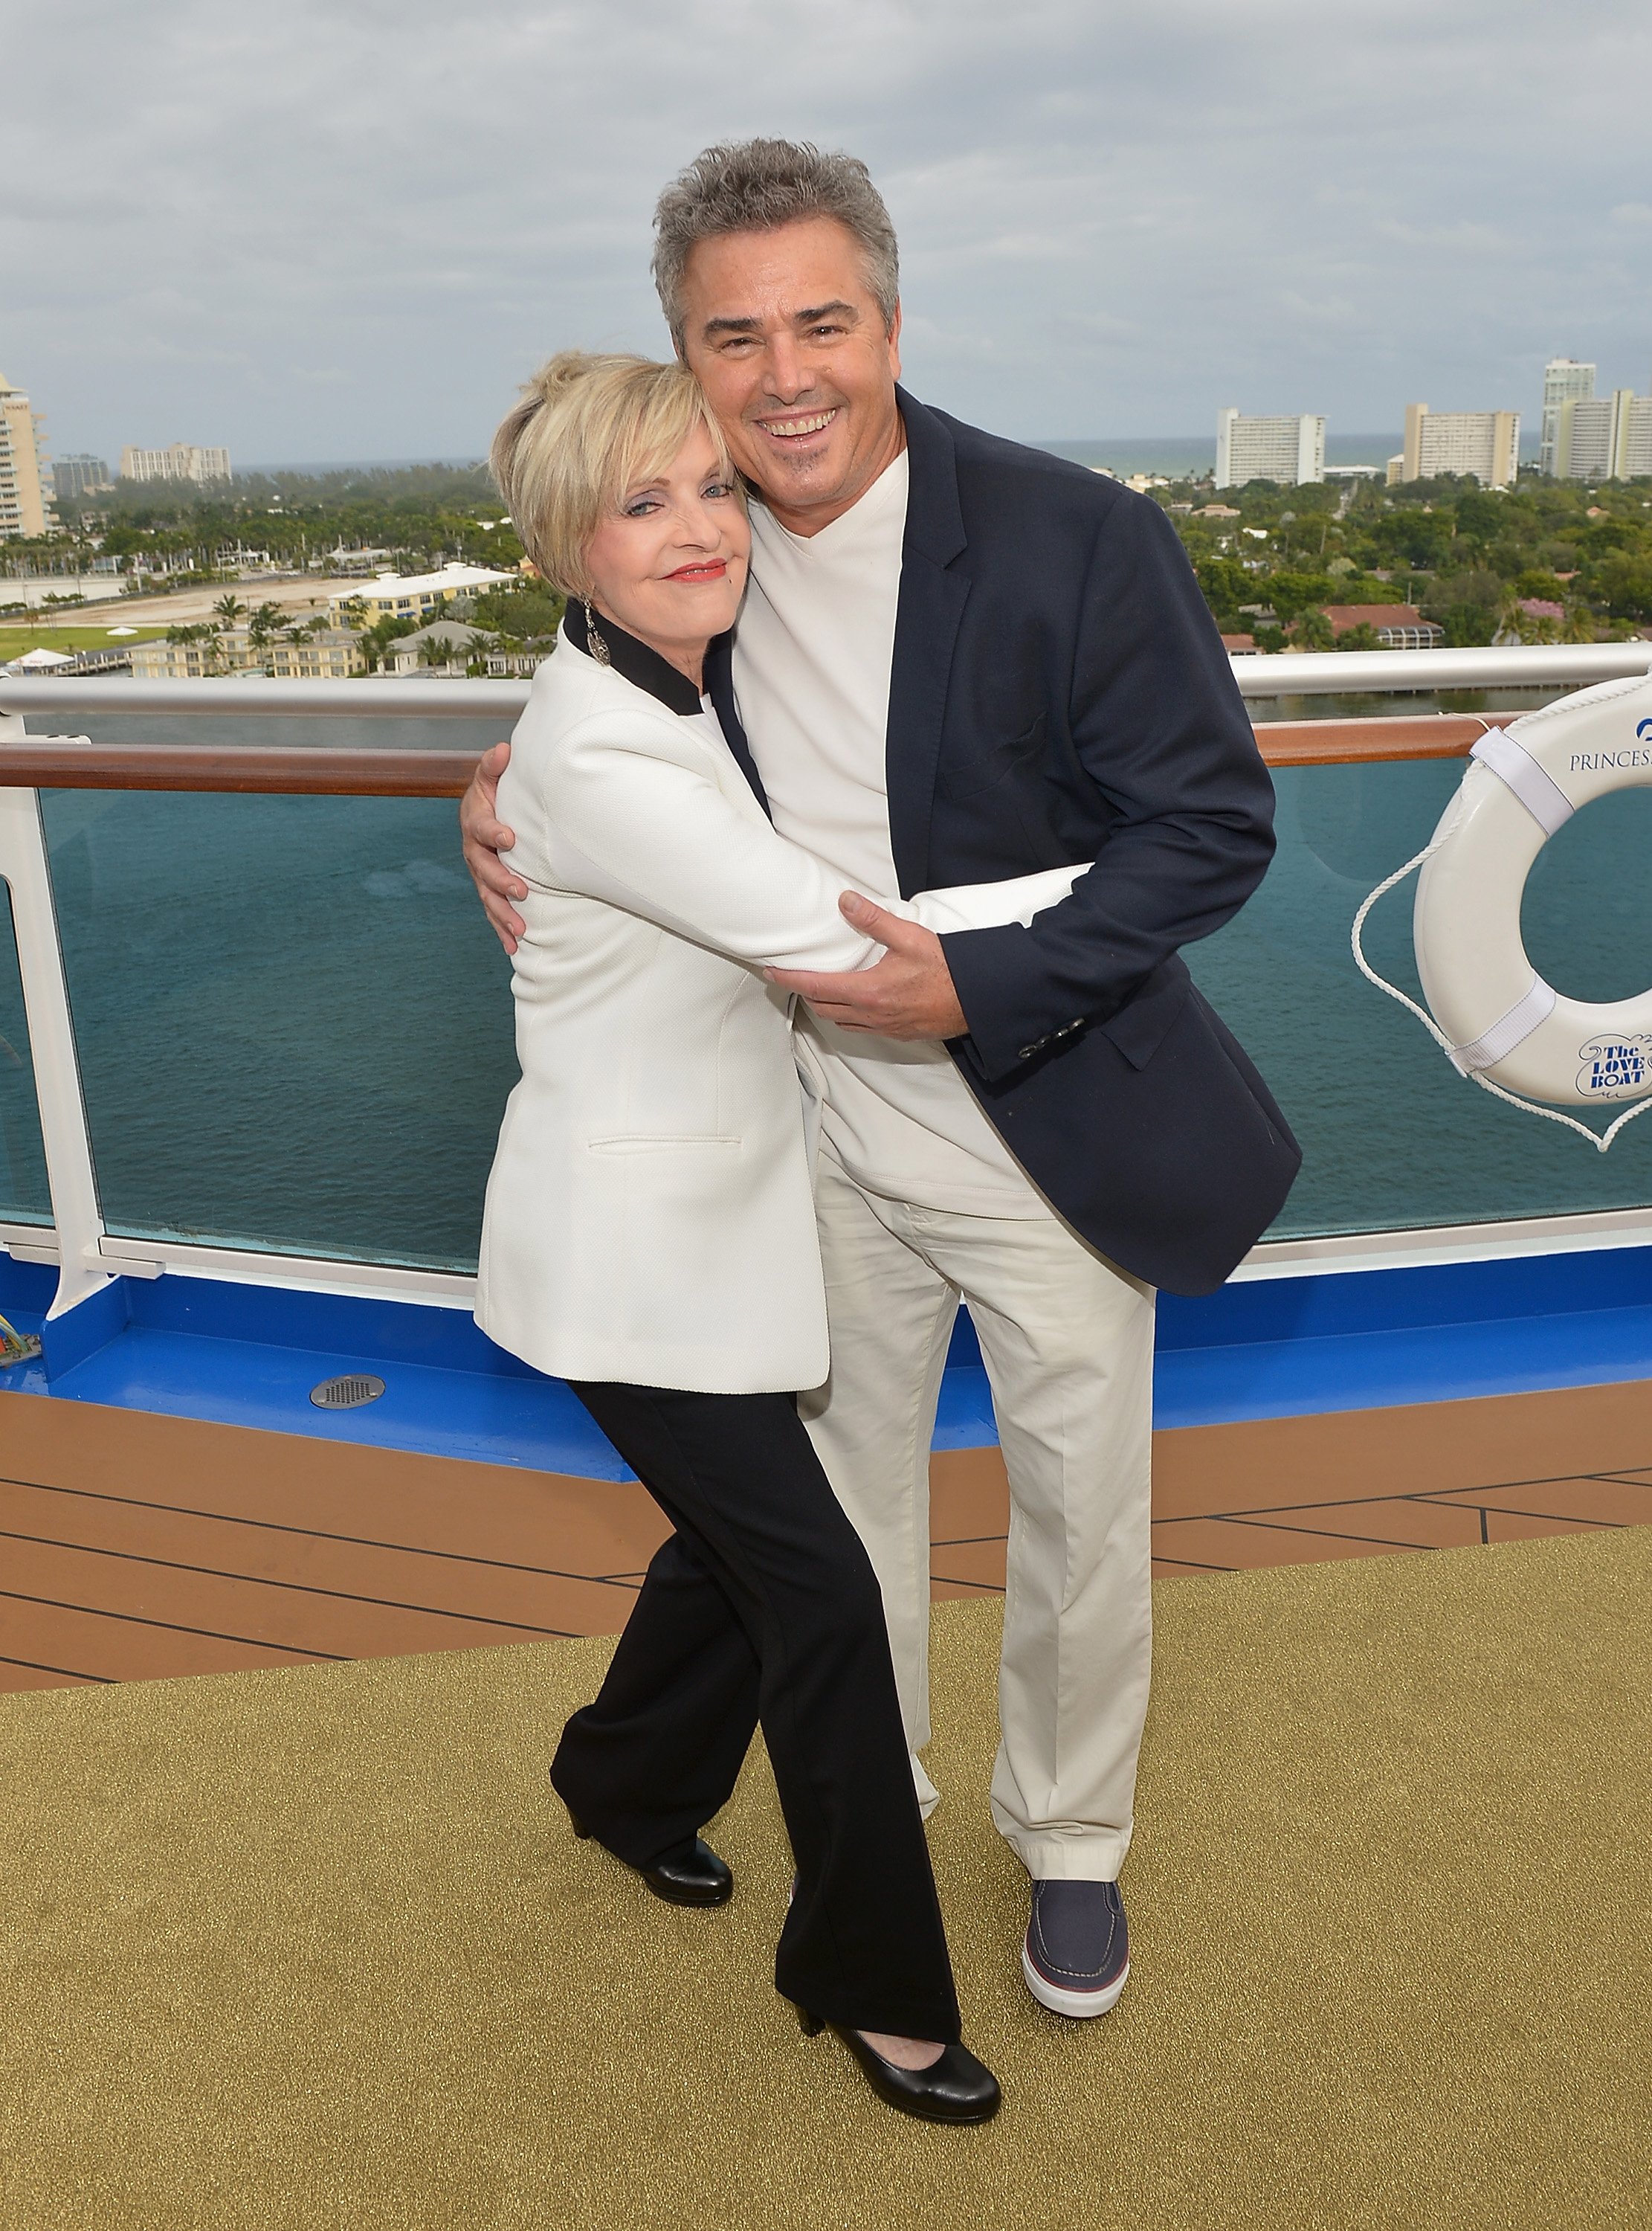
left=1396, top=405, right=1520, bottom=489
left=1540, top=359, right=1595, bottom=477
left=1214, top=409, right=1326, bottom=489
left=120, top=442, right=233, bottom=486
left=1553, top=388, right=1652, bottom=482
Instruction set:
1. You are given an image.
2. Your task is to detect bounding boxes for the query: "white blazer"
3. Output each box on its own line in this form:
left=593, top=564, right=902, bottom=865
left=474, top=628, right=1082, bottom=1394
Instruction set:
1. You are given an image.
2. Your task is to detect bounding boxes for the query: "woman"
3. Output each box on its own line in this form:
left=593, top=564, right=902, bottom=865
left=477, top=353, right=1078, bottom=2123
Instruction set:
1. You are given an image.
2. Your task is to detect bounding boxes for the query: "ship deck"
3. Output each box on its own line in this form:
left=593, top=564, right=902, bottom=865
left=4, top=657, right=1652, bottom=2222
left=4, top=1377, right=1650, bottom=1693
left=4, top=1519, right=1646, bottom=2231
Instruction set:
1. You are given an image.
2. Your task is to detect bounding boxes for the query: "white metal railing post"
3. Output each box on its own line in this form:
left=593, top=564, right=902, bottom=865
left=0, top=710, right=112, bottom=1317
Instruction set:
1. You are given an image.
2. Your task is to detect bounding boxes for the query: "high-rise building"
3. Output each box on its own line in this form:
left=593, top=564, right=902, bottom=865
left=1215, top=408, right=1326, bottom=489
left=119, top=441, right=232, bottom=485
left=1399, top=405, right=1520, bottom=489
left=1540, top=358, right=1595, bottom=475
left=1554, top=388, right=1652, bottom=481
left=0, top=371, right=57, bottom=540
left=53, top=453, right=114, bottom=502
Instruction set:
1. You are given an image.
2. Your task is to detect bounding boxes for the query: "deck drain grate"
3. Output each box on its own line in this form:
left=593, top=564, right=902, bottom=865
left=310, top=1373, right=387, bottom=1410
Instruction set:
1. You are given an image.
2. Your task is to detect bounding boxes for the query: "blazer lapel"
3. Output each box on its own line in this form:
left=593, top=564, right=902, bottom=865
left=886, top=390, right=969, bottom=895
left=703, top=630, right=771, bottom=816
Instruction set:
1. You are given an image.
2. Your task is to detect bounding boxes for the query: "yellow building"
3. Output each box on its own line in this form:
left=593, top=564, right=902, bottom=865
left=265, top=630, right=365, bottom=679
left=0, top=372, right=57, bottom=540
left=130, top=628, right=366, bottom=680
left=326, top=562, right=514, bottom=629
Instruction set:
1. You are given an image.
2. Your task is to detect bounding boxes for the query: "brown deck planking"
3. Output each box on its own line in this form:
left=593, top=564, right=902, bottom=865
left=1, top=1378, right=1649, bottom=1692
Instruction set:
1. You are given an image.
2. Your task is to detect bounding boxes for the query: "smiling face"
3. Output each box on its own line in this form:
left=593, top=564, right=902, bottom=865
left=677, top=217, right=905, bottom=537
left=581, top=422, right=749, bottom=685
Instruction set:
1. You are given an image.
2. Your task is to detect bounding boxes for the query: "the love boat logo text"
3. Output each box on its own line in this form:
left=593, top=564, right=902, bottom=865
left=1577, top=1037, right=1652, bottom=1095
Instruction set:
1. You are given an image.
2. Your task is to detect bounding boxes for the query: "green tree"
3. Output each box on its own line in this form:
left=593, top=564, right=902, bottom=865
left=1583, top=554, right=1652, bottom=622
left=1513, top=568, right=1569, bottom=603
left=1265, top=570, right=1337, bottom=622
left=1422, top=569, right=1503, bottom=647
left=471, top=583, right=566, bottom=642
left=246, top=602, right=283, bottom=650
left=1192, top=556, right=1252, bottom=622
left=355, top=614, right=420, bottom=672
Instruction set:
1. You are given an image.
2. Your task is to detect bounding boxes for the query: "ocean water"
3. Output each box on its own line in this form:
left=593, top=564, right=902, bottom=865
left=1, top=714, right=1650, bottom=1269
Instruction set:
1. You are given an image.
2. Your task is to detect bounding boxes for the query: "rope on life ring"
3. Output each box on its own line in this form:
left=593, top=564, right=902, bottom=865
left=1350, top=673, right=1652, bottom=1153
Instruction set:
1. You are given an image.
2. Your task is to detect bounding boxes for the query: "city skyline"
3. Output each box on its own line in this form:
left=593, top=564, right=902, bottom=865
left=7, top=1, right=1651, bottom=466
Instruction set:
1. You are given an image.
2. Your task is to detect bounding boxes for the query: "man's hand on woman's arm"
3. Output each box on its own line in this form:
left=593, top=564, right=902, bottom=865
left=461, top=741, right=526, bottom=954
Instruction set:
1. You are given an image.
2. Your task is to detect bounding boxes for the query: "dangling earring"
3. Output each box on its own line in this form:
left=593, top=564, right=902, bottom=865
left=583, top=599, right=611, bottom=667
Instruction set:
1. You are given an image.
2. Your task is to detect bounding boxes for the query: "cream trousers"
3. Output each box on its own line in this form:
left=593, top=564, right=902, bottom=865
left=800, top=1150, right=1155, bottom=1882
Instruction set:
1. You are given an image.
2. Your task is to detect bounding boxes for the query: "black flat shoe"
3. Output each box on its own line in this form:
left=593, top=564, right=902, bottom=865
left=797, top=2007, right=1001, bottom=2125
left=570, top=1818, right=733, bottom=1908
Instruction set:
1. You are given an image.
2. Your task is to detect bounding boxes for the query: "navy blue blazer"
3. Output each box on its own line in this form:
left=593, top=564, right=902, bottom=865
left=706, top=389, right=1300, bottom=1295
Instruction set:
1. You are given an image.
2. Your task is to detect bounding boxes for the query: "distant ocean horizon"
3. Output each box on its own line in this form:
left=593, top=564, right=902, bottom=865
left=235, top=457, right=487, bottom=477
left=1039, top=434, right=1404, bottom=476
left=230, top=430, right=1551, bottom=482
left=1040, top=429, right=1544, bottom=477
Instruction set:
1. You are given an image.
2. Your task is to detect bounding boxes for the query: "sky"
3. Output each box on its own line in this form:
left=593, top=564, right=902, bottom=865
left=7, top=0, right=1652, bottom=469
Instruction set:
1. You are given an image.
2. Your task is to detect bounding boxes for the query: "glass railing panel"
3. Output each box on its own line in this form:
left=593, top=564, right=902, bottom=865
left=33, top=713, right=1652, bottom=1267
left=43, top=786, right=516, bottom=1270
left=0, top=879, right=51, bottom=1226
left=1189, top=759, right=1652, bottom=1238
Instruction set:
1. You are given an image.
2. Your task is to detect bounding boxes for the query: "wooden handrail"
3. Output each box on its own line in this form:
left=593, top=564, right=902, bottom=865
left=0, top=745, right=481, bottom=796
left=1255, top=710, right=1519, bottom=767
left=0, top=712, right=1521, bottom=795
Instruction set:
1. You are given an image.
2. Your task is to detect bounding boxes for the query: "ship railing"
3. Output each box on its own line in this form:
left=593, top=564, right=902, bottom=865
left=1, top=640, right=1651, bottom=1335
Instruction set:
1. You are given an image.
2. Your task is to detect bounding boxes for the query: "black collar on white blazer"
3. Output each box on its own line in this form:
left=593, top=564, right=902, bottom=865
left=704, top=384, right=964, bottom=892
left=563, top=596, right=712, bottom=718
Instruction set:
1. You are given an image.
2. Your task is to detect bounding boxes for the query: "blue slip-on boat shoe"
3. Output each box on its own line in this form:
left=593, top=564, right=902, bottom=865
left=1022, top=1879, right=1130, bottom=2017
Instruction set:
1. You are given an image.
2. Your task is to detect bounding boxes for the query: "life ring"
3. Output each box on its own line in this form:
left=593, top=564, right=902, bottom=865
left=1411, top=673, right=1652, bottom=1106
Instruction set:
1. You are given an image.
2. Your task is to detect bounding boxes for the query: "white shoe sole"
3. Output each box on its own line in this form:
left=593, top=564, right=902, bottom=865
left=1022, top=1942, right=1129, bottom=2018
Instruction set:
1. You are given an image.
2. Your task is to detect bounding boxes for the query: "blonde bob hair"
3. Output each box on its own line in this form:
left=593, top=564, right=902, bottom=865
left=489, top=351, right=736, bottom=599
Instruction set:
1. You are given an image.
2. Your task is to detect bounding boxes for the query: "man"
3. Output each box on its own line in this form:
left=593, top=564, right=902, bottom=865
left=462, top=140, right=1299, bottom=2018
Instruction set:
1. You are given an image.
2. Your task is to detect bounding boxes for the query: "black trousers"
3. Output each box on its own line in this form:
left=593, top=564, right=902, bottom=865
left=551, top=1382, right=962, bottom=2043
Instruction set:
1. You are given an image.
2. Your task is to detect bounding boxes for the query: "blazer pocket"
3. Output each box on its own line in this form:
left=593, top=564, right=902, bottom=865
left=1097, top=963, right=1193, bottom=1071
left=935, top=715, right=1046, bottom=801
left=587, top=1135, right=743, bottom=1155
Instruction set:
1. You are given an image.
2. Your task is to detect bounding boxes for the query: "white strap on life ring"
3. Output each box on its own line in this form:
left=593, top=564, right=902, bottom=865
left=1468, top=727, right=1574, bottom=837
left=1351, top=672, right=1652, bottom=1153
left=1446, top=972, right=1555, bottom=1078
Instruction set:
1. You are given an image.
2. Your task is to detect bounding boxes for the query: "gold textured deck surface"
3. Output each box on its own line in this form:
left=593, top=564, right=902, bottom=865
left=4, top=1378, right=1652, bottom=1692
left=2, top=1529, right=1649, bottom=2230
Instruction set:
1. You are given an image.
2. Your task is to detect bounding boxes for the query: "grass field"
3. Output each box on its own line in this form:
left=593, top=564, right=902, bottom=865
left=0, top=624, right=170, bottom=660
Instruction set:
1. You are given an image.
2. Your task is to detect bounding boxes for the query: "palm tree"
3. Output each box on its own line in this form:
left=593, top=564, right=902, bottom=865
left=213, top=593, right=246, bottom=627
left=418, top=632, right=459, bottom=670
left=246, top=602, right=283, bottom=650
left=1289, top=608, right=1335, bottom=651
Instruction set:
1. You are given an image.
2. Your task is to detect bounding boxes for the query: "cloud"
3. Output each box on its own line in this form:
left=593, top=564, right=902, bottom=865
left=7, top=0, right=1651, bottom=461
